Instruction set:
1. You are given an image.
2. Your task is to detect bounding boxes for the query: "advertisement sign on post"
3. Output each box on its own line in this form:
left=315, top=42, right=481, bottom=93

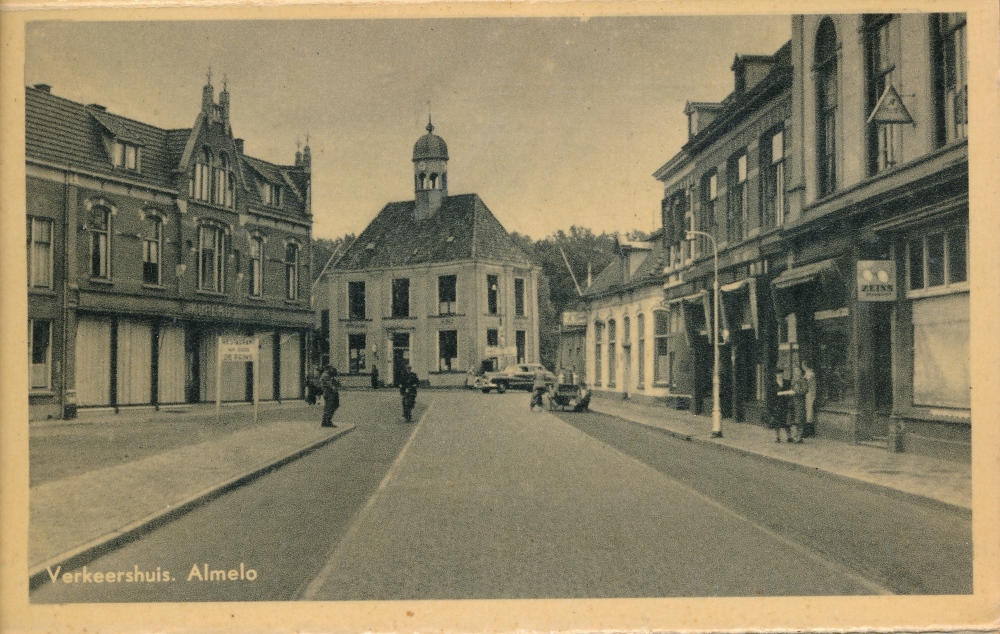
left=857, top=261, right=897, bottom=301
left=217, top=336, right=260, bottom=424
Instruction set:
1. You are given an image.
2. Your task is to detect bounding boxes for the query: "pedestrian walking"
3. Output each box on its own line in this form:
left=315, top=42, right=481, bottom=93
left=790, top=364, right=809, bottom=443
left=400, top=365, right=419, bottom=422
left=530, top=369, right=549, bottom=411
left=769, top=370, right=794, bottom=443
left=371, top=365, right=379, bottom=390
left=320, top=366, right=341, bottom=428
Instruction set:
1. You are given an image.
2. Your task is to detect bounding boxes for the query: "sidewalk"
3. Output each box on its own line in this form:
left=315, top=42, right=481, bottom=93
left=29, top=403, right=353, bottom=586
left=589, top=397, right=971, bottom=511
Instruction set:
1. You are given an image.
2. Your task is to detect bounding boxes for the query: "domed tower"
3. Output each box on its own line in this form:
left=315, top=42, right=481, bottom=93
left=412, top=116, right=449, bottom=220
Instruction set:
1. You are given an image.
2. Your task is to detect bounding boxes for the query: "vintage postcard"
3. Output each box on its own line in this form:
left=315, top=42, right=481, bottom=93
left=1, top=0, right=998, bottom=632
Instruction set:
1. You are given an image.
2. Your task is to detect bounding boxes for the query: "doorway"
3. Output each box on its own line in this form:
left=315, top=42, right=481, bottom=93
left=392, top=332, right=410, bottom=386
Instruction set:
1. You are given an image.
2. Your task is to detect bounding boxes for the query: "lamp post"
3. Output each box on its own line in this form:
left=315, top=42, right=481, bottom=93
left=685, top=230, right=722, bottom=438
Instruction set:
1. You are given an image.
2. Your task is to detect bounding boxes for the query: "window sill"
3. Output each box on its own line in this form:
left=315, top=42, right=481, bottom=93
left=636, top=384, right=645, bottom=391
left=142, top=283, right=167, bottom=290
left=384, top=315, right=417, bottom=320
left=340, top=318, right=372, bottom=323
left=88, top=278, right=114, bottom=286
left=195, top=289, right=227, bottom=297
left=284, top=298, right=301, bottom=305
left=429, top=370, right=466, bottom=375
left=30, top=389, right=56, bottom=397
left=247, top=295, right=266, bottom=301
left=431, top=313, right=465, bottom=318
left=189, top=198, right=237, bottom=212
left=29, top=288, right=57, bottom=297
left=906, top=284, right=969, bottom=300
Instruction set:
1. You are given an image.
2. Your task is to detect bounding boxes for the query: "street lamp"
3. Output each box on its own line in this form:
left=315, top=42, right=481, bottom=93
left=685, top=230, right=722, bottom=438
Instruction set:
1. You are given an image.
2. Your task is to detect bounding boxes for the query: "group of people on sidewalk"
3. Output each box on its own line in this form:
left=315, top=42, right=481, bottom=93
left=313, top=364, right=420, bottom=427
left=767, top=362, right=816, bottom=444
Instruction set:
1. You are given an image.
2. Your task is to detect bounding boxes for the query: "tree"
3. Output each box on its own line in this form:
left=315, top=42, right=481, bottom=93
left=312, top=234, right=356, bottom=282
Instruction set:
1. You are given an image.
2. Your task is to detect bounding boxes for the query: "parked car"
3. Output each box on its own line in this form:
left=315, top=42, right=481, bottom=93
left=479, top=363, right=557, bottom=393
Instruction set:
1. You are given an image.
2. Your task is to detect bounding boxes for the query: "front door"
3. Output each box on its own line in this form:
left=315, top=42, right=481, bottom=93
left=392, top=333, right=410, bottom=386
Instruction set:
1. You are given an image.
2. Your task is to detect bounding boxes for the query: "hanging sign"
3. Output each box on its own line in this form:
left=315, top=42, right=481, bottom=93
left=857, top=261, right=896, bottom=301
left=867, top=84, right=913, bottom=124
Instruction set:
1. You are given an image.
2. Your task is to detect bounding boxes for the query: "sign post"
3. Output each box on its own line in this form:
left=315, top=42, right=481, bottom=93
left=217, top=335, right=260, bottom=424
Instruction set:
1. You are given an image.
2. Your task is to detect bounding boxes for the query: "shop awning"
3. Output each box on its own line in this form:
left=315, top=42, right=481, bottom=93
left=720, top=278, right=759, bottom=339
left=771, top=258, right=841, bottom=290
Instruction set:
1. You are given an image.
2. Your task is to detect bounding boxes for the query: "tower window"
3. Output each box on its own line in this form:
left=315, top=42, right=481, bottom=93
left=429, top=173, right=438, bottom=189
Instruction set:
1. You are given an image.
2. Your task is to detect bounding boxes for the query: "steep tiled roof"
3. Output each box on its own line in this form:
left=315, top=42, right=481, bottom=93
left=26, top=87, right=177, bottom=188
left=334, top=193, right=533, bottom=270
left=584, top=240, right=667, bottom=298
left=26, top=85, right=305, bottom=209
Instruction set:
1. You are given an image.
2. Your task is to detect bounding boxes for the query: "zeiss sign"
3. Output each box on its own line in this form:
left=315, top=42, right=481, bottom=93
left=857, top=261, right=896, bottom=301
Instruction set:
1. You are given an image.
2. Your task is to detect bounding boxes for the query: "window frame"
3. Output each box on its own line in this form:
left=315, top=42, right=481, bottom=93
left=197, top=224, right=226, bottom=293
left=285, top=242, right=300, bottom=301
left=438, top=329, right=459, bottom=372
left=29, top=216, right=54, bottom=289
left=761, top=127, right=786, bottom=229
left=636, top=313, right=645, bottom=388
left=142, top=214, right=163, bottom=286
left=937, top=12, right=968, bottom=144
left=89, top=206, right=112, bottom=280
left=865, top=14, right=901, bottom=174
left=348, top=281, right=367, bottom=320
left=487, top=274, right=499, bottom=315
left=392, top=278, right=411, bottom=318
left=438, top=274, right=458, bottom=315
left=348, top=333, right=367, bottom=374
left=727, top=152, right=748, bottom=243
left=194, top=148, right=212, bottom=202
left=249, top=236, right=264, bottom=297
left=112, top=140, right=141, bottom=172
left=906, top=226, right=969, bottom=298
left=514, top=278, right=526, bottom=316
left=815, top=18, right=839, bottom=198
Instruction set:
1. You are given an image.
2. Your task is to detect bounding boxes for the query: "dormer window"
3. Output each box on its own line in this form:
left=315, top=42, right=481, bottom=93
left=112, top=140, right=140, bottom=171
left=214, top=153, right=234, bottom=207
left=262, top=181, right=282, bottom=207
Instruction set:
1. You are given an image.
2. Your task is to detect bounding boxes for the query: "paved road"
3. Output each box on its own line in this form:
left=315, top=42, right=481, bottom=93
left=31, top=392, right=423, bottom=603
left=554, top=409, right=972, bottom=596
left=31, top=391, right=971, bottom=602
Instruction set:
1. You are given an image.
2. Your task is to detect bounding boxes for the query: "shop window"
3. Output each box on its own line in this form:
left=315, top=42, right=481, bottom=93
left=348, top=281, right=366, bottom=320
left=438, top=274, right=457, bottom=315
left=912, top=293, right=970, bottom=408
left=142, top=216, right=162, bottom=285
left=89, top=206, right=112, bottom=279
left=761, top=127, right=785, bottom=228
left=29, top=319, right=52, bottom=390
left=937, top=13, right=967, bottom=144
left=438, top=330, right=458, bottom=372
left=284, top=243, right=299, bottom=300
left=198, top=225, right=225, bottom=292
left=515, top=330, right=526, bottom=364
left=487, top=274, right=499, bottom=314
left=907, top=227, right=968, bottom=295
left=816, top=18, right=839, bottom=197
left=392, top=278, right=410, bottom=317
left=28, top=217, right=53, bottom=288
left=815, top=320, right=854, bottom=406
left=727, top=152, right=748, bottom=243
left=249, top=237, right=263, bottom=296
left=866, top=15, right=901, bottom=173
left=514, top=278, right=525, bottom=316
left=348, top=333, right=366, bottom=374
left=112, top=140, right=140, bottom=171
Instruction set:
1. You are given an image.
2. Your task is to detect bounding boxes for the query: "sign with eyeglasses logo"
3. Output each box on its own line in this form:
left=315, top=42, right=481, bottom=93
left=857, top=261, right=896, bottom=301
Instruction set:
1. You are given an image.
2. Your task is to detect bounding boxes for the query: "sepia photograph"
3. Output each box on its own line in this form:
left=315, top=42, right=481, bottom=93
left=2, top=0, right=998, bottom=632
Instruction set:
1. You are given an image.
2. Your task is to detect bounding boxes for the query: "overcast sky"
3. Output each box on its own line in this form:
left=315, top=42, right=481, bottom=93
left=25, top=16, right=791, bottom=241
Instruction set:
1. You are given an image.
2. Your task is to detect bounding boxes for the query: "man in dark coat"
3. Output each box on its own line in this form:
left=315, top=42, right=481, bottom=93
left=400, top=365, right=419, bottom=422
left=320, top=366, right=341, bottom=428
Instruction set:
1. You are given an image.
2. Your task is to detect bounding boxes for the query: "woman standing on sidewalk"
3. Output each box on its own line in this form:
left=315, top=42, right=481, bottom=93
left=768, top=370, right=794, bottom=443
left=320, top=366, right=341, bottom=428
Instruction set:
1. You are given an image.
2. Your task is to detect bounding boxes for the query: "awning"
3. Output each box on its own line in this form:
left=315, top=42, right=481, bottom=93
left=771, top=258, right=841, bottom=290
left=719, top=278, right=759, bottom=339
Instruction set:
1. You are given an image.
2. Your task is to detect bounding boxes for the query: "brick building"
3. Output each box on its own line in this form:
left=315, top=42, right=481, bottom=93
left=26, top=76, right=313, bottom=420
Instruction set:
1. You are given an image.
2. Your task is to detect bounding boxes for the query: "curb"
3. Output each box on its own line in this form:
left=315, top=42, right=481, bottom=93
left=28, top=425, right=355, bottom=591
left=590, top=406, right=971, bottom=516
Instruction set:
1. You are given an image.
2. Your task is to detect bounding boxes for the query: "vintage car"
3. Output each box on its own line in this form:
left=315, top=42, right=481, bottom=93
left=478, top=363, right=557, bottom=393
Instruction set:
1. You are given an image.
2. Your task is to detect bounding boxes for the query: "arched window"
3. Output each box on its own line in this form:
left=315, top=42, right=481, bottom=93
left=285, top=242, right=299, bottom=301
left=623, top=316, right=631, bottom=343
left=429, top=173, right=438, bottom=189
left=815, top=18, right=839, bottom=197
left=594, top=321, right=604, bottom=387
left=195, top=147, right=212, bottom=202
left=142, top=215, right=162, bottom=285
left=214, top=153, right=233, bottom=207
left=607, top=319, right=617, bottom=388
left=249, top=236, right=264, bottom=296
left=89, top=206, right=112, bottom=279
left=653, top=310, right=672, bottom=385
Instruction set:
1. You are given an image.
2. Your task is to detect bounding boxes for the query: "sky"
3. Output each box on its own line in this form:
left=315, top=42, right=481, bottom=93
left=25, top=16, right=791, bottom=241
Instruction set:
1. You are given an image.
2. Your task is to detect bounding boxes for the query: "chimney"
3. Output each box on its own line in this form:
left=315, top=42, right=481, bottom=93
left=33, top=83, right=51, bottom=93
left=87, top=104, right=107, bottom=112
left=234, top=138, right=244, bottom=154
